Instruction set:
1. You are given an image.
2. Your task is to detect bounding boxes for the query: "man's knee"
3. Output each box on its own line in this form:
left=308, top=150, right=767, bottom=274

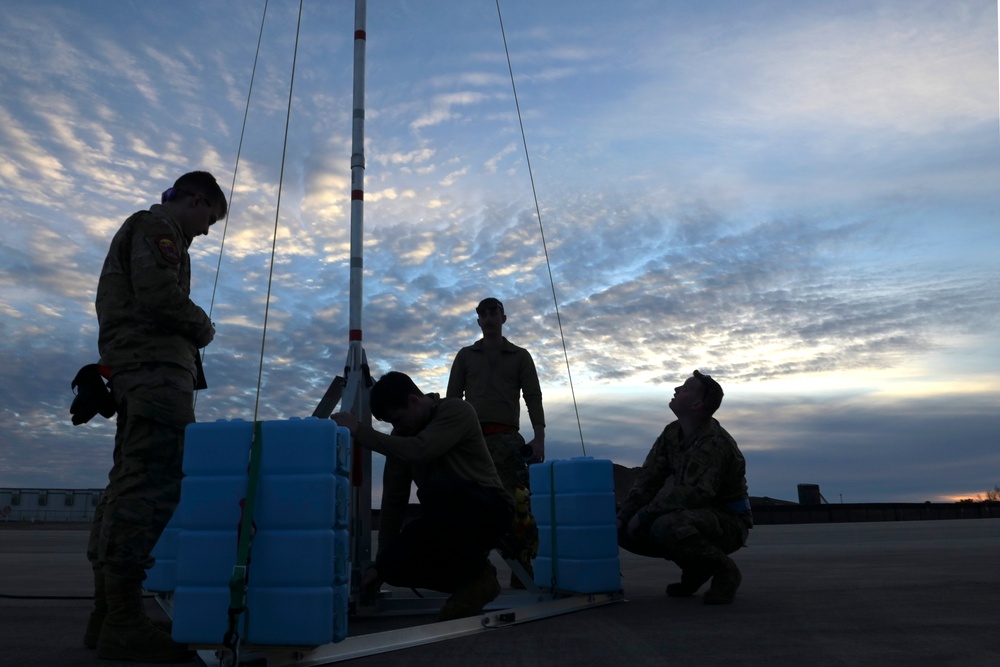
left=721, top=522, right=750, bottom=555
left=100, top=496, right=159, bottom=576
left=617, top=529, right=665, bottom=559
left=648, top=512, right=700, bottom=552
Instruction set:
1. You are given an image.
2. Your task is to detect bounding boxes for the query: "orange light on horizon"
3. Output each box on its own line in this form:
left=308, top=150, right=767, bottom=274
left=938, top=492, right=990, bottom=503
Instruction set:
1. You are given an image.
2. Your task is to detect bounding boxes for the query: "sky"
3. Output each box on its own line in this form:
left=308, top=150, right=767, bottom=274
left=0, top=0, right=997, bottom=505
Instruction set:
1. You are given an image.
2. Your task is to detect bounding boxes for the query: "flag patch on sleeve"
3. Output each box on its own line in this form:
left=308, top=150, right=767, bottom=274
left=155, top=236, right=181, bottom=264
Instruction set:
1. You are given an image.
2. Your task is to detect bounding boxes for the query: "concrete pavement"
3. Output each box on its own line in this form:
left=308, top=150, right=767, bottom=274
left=1, top=519, right=998, bottom=666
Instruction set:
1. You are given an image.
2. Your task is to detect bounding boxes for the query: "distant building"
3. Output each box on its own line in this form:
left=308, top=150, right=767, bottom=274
left=0, top=488, right=103, bottom=522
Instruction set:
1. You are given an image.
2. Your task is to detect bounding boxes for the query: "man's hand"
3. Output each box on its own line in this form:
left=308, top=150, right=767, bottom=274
left=331, top=412, right=359, bottom=436
left=626, top=513, right=642, bottom=539
left=195, top=322, right=215, bottom=348
left=525, top=437, right=545, bottom=463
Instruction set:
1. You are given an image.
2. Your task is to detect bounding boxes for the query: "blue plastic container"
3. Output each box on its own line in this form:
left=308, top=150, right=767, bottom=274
left=335, top=475, right=351, bottom=529
left=530, top=457, right=621, bottom=593
left=144, top=420, right=253, bottom=593
left=168, top=417, right=351, bottom=646
left=143, top=514, right=179, bottom=593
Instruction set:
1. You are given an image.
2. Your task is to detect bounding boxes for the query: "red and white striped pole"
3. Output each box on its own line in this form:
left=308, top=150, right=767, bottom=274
left=346, top=0, right=367, bottom=365
left=341, top=0, right=374, bottom=587
left=342, top=0, right=367, bottom=394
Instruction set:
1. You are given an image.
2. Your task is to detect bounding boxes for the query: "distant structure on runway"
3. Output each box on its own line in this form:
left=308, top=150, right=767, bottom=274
left=797, top=483, right=828, bottom=505
left=0, top=488, right=102, bottom=522
left=4, top=480, right=998, bottom=525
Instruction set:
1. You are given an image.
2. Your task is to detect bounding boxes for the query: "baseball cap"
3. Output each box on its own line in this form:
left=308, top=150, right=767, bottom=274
left=476, top=297, right=504, bottom=315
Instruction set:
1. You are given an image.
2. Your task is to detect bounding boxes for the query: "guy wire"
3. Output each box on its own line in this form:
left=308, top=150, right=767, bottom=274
left=252, top=0, right=305, bottom=424
left=495, top=0, right=587, bottom=455
left=195, top=0, right=270, bottom=410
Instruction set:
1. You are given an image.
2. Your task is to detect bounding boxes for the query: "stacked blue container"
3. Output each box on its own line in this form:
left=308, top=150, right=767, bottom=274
left=143, top=512, right=180, bottom=593
left=530, top=457, right=621, bottom=594
left=169, top=419, right=254, bottom=643
left=159, top=417, right=350, bottom=647
left=244, top=418, right=351, bottom=645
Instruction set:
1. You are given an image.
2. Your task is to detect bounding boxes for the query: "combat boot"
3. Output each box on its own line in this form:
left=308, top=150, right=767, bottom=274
left=702, top=555, right=742, bottom=605
left=83, top=570, right=108, bottom=648
left=665, top=564, right=712, bottom=598
left=438, top=563, right=501, bottom=621
left=96, top=573, right=194, bottom=663
left=85, top=570, right=173, bottom=649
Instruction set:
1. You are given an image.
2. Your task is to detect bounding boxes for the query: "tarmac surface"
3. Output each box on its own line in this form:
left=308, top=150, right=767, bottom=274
left=1, top=518, right=999, bottom=667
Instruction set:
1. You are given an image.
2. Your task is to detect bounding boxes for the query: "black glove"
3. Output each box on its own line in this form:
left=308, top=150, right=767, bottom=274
left=70, top=364, right=117, bottom=425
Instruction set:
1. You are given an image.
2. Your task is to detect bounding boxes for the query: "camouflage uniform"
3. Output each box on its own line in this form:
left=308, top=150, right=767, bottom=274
left=617, top=418, right=752, bottom=568
left=363, top=396, right=514, bottom=593
left=482, top=428, right=530, bottom=491
left=87, top=206, right=213, bottom=579
left=447, top=338, right=543, bottom=568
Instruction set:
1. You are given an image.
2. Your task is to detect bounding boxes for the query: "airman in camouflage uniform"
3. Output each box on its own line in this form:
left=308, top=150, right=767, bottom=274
left=332, top=372, right=514, bottom=621
left=617, top=371, right=752, bottom=605
left=85, top=171, right=225, bottom=662
left=447, top=297, right=543, bottom=588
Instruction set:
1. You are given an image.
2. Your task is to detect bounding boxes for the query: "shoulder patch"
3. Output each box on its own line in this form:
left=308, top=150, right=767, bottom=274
left=154, top=235, right=181, bottom=264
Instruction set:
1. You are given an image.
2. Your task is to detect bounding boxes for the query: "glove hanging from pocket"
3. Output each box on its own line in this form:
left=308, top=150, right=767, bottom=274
left=70, top=364, right=117, bottom=425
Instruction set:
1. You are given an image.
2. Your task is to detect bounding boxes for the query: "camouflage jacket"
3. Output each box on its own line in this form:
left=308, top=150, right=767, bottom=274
left=96, top=205, right=213, bottom=378
left=617, top=418, right=750, bottom=526
left=362, top=395, right=513, bottom=552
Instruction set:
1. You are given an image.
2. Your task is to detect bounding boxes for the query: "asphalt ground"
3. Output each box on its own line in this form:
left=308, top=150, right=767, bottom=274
left=1, top=519, right=999, bottom=667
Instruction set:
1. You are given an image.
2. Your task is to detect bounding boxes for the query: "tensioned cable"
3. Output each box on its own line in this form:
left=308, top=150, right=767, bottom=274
left=495, top=0, right=586, bottom=455
left=195, top=0, right=270, bottom=410
left=251, top=0, right=305, bottom=423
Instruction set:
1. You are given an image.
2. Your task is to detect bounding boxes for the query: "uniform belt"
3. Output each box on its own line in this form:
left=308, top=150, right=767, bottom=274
left=724, top=498, right=752, bottom=513
left=481, top=422, right=516, bottom=436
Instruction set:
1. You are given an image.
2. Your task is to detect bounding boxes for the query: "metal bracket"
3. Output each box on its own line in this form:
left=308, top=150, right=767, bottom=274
left=312, top=376, right=345, bottom=419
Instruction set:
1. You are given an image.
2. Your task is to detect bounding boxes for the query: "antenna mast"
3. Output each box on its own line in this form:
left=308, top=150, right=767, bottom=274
left=343, top=0, right=372, bottom=589
left=312, top=0, right=373, bottom=594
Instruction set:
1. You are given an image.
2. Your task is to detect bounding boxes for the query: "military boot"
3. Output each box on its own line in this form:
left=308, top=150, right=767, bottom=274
left=438, top=563, right=501, bottom=621
left=85, top=571, right=173, bottom=648
left=96, top=574, right=194, bottom=663
left=702, top=554, right=742, bottom=605
left=83, top=570, right=108, bottom=649
left=668, top=535, right=743, bottom=605
left=665, top=564, right=712, bottom=598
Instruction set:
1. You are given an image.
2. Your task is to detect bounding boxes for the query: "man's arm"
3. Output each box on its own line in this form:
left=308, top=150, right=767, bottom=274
left=519, top=350, right=546, bottom=461
left=330, top=412, right=416, bottom=555
left=525, top=424, right=545, bottom=463
left=616, top=427, right=673, bottom=526
left=377, top=458, right=412, bottom=554
left=131, top=215, right=214, bottom=346
left=352, top=399, right=474, bottom=463
left=445, top=350, right=466, bottom=399
left=640, top=434, right=728, bottom=516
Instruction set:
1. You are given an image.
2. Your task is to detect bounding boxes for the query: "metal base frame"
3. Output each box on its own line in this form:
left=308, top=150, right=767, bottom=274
left=184, top=590, right=623, bottom=666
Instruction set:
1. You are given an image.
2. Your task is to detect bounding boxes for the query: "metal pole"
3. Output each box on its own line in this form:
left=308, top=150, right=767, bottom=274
left=346, top=0, right=366, bottom=353
left=340, top=0, right=373, bottom=597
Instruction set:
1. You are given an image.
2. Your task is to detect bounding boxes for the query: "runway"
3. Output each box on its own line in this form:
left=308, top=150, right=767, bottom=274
left=1, top=519, right=998, bottom=666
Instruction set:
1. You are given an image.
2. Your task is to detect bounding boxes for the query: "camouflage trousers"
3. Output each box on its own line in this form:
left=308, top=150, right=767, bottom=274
left=618, top=507, right=751, bottom=565
left=87, top=365, right=193, bottom=579
left=377, top=478, right=513, bottom=593
left=483, top=430, right=538, bottom=563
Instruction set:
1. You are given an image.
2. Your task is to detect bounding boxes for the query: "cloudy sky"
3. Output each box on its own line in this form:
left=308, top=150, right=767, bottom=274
left=0, top=0, right=997, bottom=505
